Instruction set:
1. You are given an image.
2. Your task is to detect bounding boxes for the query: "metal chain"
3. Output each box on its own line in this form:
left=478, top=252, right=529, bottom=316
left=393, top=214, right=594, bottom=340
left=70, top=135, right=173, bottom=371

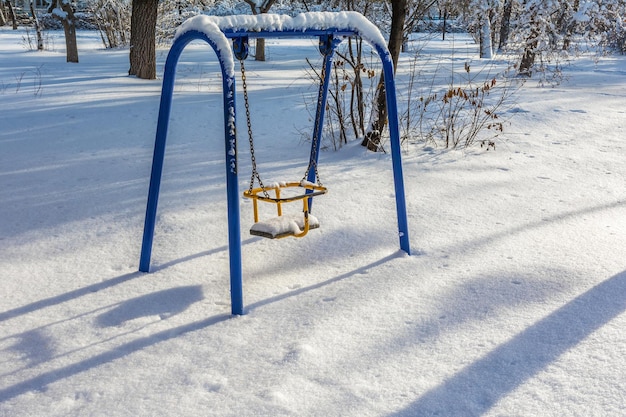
left=241, top=54, right=326, bottom=196
left=240, top=59, right=270, bottom=199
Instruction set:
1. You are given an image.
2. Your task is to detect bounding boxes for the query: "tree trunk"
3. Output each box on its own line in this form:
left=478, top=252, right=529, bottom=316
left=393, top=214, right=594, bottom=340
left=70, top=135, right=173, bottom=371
left=60, top=8, right=79, bottom=63
left=7, top=1, right=17, bottom=30
left=255, top=37, right=266, bottom=61
left=361, top=0, right=407, bottom=151
left=442, top=8, right=448, bottom=41
left=479, top=15, right=493, bottom=58
left=562, top=0, right=580, bottom=50
left=48, top=0, right=79, bottom=62
left=519, top=43, right=536, bottom=75
left=518, top=3, right=539, bottom=77
left=129, top=0, right=157, bottom=79
left=0, top=1, right=6, bottom=27
left=243, top=0, right=276, bottom=61
left=350, top=38, right=366, bottom=137
left=30, top=2, right=44, bottom=51
left=498, top=0, right=513, bottom=51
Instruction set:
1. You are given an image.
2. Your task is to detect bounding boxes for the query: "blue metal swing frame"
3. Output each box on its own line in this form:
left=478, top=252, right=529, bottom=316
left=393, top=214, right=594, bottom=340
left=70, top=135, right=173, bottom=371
left=139, top=19, right=411, bottom=315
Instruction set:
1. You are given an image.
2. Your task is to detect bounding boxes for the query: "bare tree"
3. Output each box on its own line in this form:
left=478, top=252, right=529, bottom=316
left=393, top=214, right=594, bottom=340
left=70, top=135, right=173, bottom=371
left=402, top=0, right=438, bottom=49
left=438, top=0, right=455, bottom=40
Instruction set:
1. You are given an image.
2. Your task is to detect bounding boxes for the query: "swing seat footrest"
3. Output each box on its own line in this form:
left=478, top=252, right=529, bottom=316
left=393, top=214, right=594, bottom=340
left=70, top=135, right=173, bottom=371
left=250, top=213, right=319, bottom=239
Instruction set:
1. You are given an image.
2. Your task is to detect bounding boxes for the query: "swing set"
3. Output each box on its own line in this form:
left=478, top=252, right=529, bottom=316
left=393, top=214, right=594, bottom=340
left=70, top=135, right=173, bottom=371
left=236, top=35, right=328, bottom=239
left=138, top=12, right=411, bottom=315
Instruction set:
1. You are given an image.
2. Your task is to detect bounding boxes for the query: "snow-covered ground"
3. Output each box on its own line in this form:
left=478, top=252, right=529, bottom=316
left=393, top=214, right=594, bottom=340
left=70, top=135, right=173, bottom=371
left=1, top=25, right=625, bottom=416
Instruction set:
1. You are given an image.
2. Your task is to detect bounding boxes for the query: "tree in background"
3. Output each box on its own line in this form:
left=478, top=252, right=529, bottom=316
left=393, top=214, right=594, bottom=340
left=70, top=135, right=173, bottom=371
left=129, top=0, right=158, bottom=79
left=0, top=1, right=7, bottom=27
left=30, top=1, right=44, bottom=51
left=91, top=0, right=131, bottom=49
left=361, top=0, right=407, bottom=151
left=584, top=0, right=626, bottom=54
left=515, top=0, right=582, bottom=76
left=6, top=0, right=18, bottom=29
left=48, top=0, right=79, bottom=62
left=243, top=0, right=276, bottom=61
left=560, top=0, right=581, bottom=50
left=402, top=0, right=438, bottom=49
left=498, top=0, right=514, bottom=51
left=437, top=0, right=456, bottom=40
left=463, top=0, right=499, bottom=58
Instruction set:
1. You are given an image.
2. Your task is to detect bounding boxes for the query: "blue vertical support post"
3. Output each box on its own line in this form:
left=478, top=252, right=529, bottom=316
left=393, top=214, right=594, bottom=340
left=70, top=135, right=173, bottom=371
left=139, top=39, right=184, bottom=273
left=306, top=35, right=339, bottom=215
left=306, top=35, right=337, bottom=187
left=228, top=36, right=247, bottom=316
left=377, top=47, right=411, bottom=255
left=225, top=73, right=243, bottom=315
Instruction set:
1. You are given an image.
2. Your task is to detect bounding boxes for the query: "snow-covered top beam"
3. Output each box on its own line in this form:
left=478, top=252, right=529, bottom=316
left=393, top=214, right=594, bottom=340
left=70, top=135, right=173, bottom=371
left=174, top=12, right=388, bottom=52
left=171, top=12, right=390, bottom=86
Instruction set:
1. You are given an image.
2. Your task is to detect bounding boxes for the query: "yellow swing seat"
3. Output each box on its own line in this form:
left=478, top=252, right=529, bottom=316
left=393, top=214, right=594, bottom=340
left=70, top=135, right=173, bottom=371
left=243, top=181, right=327, bottom=239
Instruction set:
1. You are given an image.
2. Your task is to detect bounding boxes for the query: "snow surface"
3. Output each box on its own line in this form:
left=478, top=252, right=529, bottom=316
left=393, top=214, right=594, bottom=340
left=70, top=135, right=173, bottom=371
left=1, top=28, right=626, bottom=416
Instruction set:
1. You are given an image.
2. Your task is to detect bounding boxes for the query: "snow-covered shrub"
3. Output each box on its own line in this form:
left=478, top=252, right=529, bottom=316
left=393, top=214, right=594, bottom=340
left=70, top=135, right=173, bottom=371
left=38, top=12, right=97, bottom=30
left=156, top=0, right=210, bottom=45
left=584, top=0, right=626, bottom=54
left=402, top=54, right=518, bottom=150
left=88, top=0, right=130, bottom=48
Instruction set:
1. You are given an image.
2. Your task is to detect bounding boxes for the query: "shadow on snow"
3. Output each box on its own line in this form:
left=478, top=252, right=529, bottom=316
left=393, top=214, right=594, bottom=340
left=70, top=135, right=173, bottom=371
left=0, top=250, right=403, bottom=402
left=388, top=269, right=626, bottom=416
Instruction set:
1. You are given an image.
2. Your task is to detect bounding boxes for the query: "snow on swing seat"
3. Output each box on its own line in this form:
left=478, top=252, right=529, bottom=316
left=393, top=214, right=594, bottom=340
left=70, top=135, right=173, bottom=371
left=250, top=213, right=319, bottom=239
